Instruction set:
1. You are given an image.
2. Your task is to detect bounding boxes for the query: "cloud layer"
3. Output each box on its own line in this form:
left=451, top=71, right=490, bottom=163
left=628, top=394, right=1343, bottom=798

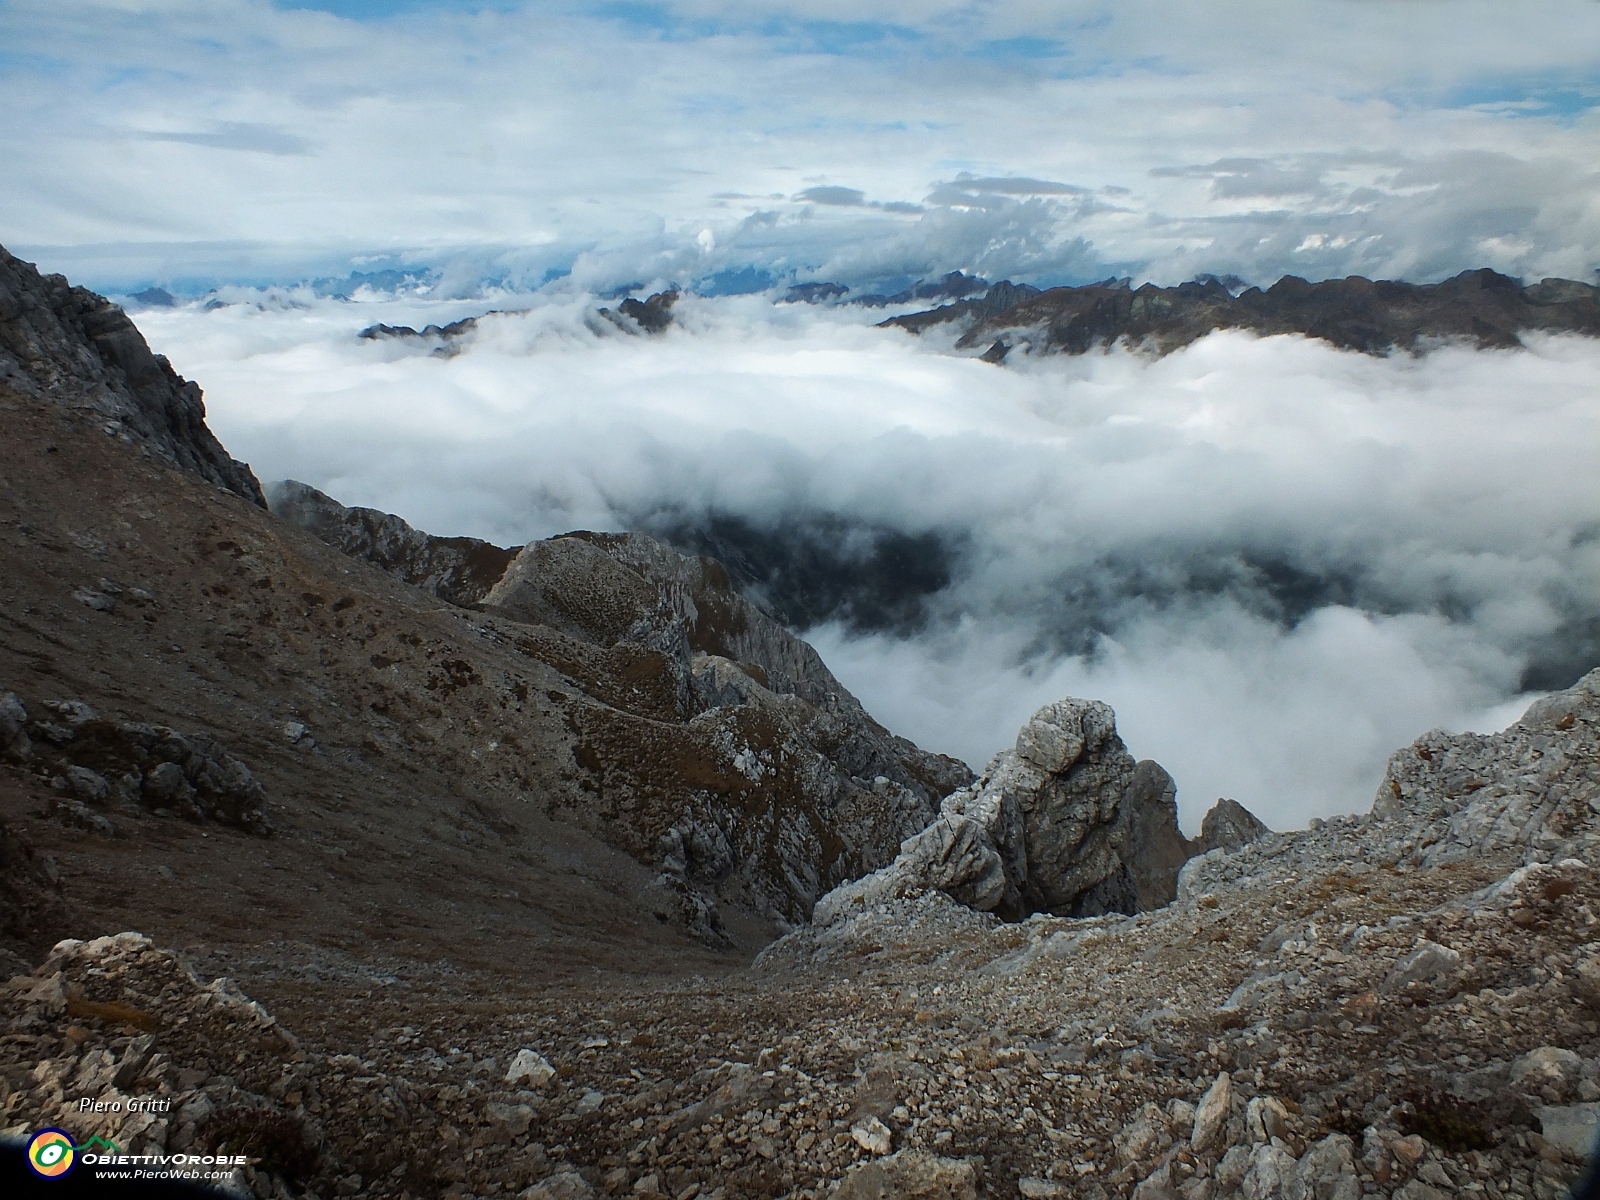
left=129, top=291, right=1600, bottom=831
left=3, top=0, right=1598, bottom=291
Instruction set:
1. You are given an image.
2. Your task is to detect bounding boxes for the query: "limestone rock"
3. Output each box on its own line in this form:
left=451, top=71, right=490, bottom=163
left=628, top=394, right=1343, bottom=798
left=850, top=1114, right=892, bottom=1154
left=827, top=1148, right=978, bottom=1199
left=1382, top=940, right=1461, bottom=994
left=505, top=1048, right=555, bottom=1088
left=0, top=244, right=264, bottom=505
left=1369, top=667, right=1600, bottom=865
left=269, top=480, right=517, bottom=606
left=1532, top=1103, right=1600, bottom=1158
left=810, top=695, right=1187, bottom=925
left=1191, top=1071, right=1232, bottom=1153
left=1195, top=798, right=1271, bottom=853
left=519, top=1172, right=594, bottom=1200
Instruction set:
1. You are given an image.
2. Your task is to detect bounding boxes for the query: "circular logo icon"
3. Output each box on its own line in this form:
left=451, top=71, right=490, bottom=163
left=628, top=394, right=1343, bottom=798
left=27, top=1129, right=77, bottom=1179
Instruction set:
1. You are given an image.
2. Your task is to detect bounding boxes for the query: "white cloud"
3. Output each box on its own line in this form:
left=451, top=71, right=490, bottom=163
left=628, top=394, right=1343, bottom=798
left=2, top=0, right=1597, bottom=289
left=128, top=293, right=1600, bottom=829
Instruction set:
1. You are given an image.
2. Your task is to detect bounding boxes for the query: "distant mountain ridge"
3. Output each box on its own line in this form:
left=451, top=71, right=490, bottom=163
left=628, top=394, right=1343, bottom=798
left=877, top=268, right=1600, bottom=359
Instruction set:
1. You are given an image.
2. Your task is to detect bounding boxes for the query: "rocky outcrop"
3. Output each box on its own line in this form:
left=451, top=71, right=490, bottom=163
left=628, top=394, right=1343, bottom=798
left=1193, top=797, right=1271, bottom=854
left=358, top=314, right=482, bottom=343
left=1179, top=667, right=1600, bottom=905
left=0, top=242, right=266, bottom=505
left=599, top=289, right=679, bottom=333
left=480, top=529, right=974, bottom=939
left=1368, top=666, right=1600, bottom=864
left=268, top=486, right=974, bottom=940
left=883, top=268, right=1600, bottom=360
left=1, top=691, right=272, bottom=836
left=809, top=697, right=1203, bottom=925
left=875, top=278, right=1043, bottom=336
left=268, top=480, right=518, bottom=607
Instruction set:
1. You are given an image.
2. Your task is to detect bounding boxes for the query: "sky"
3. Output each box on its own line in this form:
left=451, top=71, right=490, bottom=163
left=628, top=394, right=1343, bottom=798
left=4, top=0, right=1600, bottom=831
left=2, top=0, right=1598, bottom=292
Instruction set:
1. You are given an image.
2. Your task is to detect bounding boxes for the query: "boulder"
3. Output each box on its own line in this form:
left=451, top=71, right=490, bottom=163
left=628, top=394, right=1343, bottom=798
left=1195, top=797, right=1271, bottom=853
left=827, top=1148, right=978, bottom=1199
left=814, top=695, right=1190, bottom=922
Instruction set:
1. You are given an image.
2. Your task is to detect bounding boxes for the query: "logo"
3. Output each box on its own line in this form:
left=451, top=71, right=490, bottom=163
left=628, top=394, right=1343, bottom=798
left=26, top=1129, right=76, bottom=1179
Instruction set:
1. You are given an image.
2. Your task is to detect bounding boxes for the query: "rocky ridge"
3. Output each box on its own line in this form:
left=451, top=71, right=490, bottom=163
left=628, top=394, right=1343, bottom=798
left=267, top=481, right=519, bottom=608
left=879, top=270, right=1600, bottom=360
left=269, top=480, right=976, bottom=941
left=0, top=246, right=266, bottom=506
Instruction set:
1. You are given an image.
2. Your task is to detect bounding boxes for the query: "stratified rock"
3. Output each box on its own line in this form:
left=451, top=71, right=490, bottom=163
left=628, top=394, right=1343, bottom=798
left=269, top=480, right=518, bottom=607
left=0, top=242, right=265, bottom=505
left=812, top=695, right=1188, bottom=924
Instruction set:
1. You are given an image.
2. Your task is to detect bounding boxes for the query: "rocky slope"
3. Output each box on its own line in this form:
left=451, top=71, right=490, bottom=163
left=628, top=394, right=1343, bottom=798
left=5, top=247, right=1599, bottom=1200
left=0, top=240, right=985, bottom=979
left=5, top=673, right=1597, bottom=1200
left=267, top=483, right=975, bottom=941
left=879, top=270, right=1600, bottom=360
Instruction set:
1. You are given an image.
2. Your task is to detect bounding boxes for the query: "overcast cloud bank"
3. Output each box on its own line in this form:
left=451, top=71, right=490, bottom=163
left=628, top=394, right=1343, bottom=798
left=3, top=1, right=1598, bottom=292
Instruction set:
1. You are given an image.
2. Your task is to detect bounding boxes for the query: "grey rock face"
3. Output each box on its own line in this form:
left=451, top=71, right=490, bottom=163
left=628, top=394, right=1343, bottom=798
left=0, top=243, right=265, bottom=506
left=3, top=688, right=271, bottom=835
left=269, top=479, right=517, bottom=606
left=1179, top=667, right=1600, bottom=905
left=812, top=695, right=1190, bottom=925
left=477, top=530, right=973, bottom=937
left=1196, top=797, right=1272, bottom=853
left=262, top=485, right=975, bottom=939
left=1367, top=666, right=1600, bottom=865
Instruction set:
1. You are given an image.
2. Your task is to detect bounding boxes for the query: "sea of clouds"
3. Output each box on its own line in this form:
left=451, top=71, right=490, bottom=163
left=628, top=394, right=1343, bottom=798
left=130, top=288, right=1600, bottom=833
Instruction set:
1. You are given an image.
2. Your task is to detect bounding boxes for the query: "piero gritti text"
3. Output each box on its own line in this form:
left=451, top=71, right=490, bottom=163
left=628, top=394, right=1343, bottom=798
left=77, top=1095, right=173, bottom=1115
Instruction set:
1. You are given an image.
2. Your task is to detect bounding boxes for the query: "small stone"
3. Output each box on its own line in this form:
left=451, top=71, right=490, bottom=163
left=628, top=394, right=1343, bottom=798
left=1389, top=1134, right=1427, bottom=1166
left=573, top=1088, right=604, bottom=1115
left=519, top=1171, right=594, bottom=1200
left=74, top=587, right=116, bottom=612
left=1018, top=1180, right=1069, bottom=1198
left=506, top=1048, right=555, bottom=1088
left=850, top=1114, right=893, bottom=1155
left=1191, top=1071, right=1232, bottom=1153
left=1383, top=941, right=1461, bottom=993
left=64, top=765, right=111, bottom=804
left=284, top=722, right=307, bottom=744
